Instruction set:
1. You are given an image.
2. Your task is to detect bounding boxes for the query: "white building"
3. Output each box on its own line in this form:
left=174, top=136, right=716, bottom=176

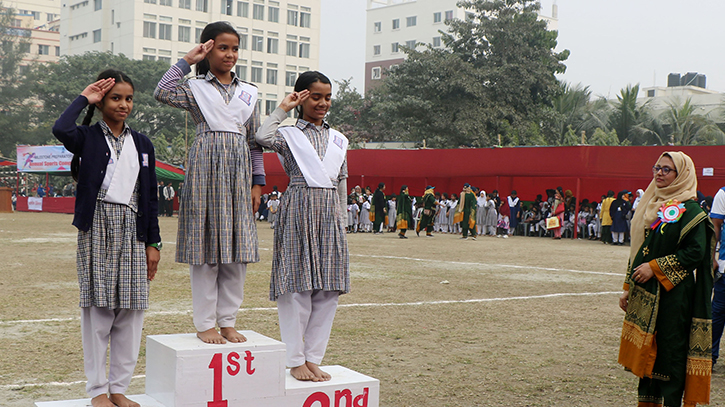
left=364, top=0, right=558, bottom=92
left=639, top=85, right=724, bottom=119
left=60, top=0, right=320, bottom=116
left=2, top=0, right=62, bottom=72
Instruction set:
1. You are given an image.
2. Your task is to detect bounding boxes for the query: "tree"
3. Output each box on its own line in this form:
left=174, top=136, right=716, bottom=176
left=327, top=78, right=372, bottom=148
left=552, top=82, right=591, bottom=145
left=651, top=98, right=725, bottom=145
left=608, top=84, right=654, bottom=145
left=372, top=0, right=569, bottom=147
left=0, top=3, right=35, bottom=157
left=26, top=52, right=186, bottom=142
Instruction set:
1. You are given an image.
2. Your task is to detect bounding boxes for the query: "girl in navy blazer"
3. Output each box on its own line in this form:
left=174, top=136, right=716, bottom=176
left=52, top=70, right=160, bottom=407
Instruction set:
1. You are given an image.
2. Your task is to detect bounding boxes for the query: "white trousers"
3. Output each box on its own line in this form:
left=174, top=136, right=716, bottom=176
left=81, top=306, right=144, bottom=398
left=612, top=231, right=625, bottom=243
left=277, top=290, right=339, bottom=367
left=190, top=263, right=247, bottom=332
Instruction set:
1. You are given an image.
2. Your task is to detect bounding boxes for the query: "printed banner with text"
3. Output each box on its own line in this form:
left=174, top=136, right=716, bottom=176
left=16, top=145, right=73, bottom=173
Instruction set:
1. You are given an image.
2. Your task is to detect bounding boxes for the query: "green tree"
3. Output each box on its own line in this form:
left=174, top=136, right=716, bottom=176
left=327, top=78, right=372, bottom=148
left=608, top=84, right=654, bottom=145
left=372, top=0, right=569, bottom=147
left=651, top=98, right=725, bottom=145
left=552, top=82, right=591, bottom=145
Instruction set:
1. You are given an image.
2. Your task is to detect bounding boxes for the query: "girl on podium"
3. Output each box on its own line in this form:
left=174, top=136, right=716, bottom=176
left=256, top=71, right=350, bottom=381
left=53, top=71, right=161, bottom=407
left=154, top=21, right=265, bottom=344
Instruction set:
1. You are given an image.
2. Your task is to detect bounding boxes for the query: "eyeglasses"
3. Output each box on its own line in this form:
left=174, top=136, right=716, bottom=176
left=652, top=165, right=677, bottom=176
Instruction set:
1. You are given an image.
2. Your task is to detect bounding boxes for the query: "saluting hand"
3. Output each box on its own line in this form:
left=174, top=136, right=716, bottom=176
left=183, top=39, right=215, bottom=65
left=81, top=78, right=116, bottom=105
left=278, top=90, right=310, bottom=113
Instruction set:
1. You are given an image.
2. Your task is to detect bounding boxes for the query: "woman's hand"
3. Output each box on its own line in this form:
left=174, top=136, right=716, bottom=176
left=81, top=78, right=116, bottom=105
left=146, top=246, right=160, bottom=281
left=619, top=290, right=629, bottom=312
left=183, top=39, right=214, bottom=65
left=278, top=90, right=310, bottom=113
left=632, top=262, right=654, bottom=284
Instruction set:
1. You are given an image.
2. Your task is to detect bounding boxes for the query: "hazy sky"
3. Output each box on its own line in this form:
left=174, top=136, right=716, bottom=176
left=320, top=0, right=725, bottom=98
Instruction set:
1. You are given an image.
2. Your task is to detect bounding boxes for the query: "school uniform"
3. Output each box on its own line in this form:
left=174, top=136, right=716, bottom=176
left=52, top=95, right=159, bottom=398
left=155, top=60, right=265, bottom=333
left=256, top=108, right=349, bottom=368
left=387, top=199, right=397, bottom=230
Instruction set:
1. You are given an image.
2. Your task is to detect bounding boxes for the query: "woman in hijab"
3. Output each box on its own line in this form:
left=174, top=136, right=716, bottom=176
left=609, top=190, right=632, bottom=245
left=618, top=152, right=715, bottom=407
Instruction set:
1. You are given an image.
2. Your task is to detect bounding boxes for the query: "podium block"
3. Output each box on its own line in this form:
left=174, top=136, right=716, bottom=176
left=35, top=331, right=379, bottom=407
left=146, top=332, right=286, bottom=407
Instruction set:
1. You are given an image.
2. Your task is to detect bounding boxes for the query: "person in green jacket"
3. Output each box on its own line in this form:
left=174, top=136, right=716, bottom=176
left=396, top=185, right=413, bottom=239
left=457, top=183, right=477, bottom=240
left=416, top=185, right=436, bottom=237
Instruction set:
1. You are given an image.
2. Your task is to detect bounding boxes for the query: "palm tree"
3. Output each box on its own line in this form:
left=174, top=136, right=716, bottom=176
left=608, top=84, right=653, bottom=145
left=652, top=98, right=725, bottom=145
left=552, top=82, right=591, bottom=145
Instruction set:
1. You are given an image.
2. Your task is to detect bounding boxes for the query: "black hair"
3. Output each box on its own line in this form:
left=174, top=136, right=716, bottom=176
left=72, top=69, right=134, bottom=181
left=378, top=182, right=385, bottom=189
left=196, top=21, right=240, bottom=77
left=293, top=71, right=331, bottom=118
left=400, top=185, right=408, bottom=194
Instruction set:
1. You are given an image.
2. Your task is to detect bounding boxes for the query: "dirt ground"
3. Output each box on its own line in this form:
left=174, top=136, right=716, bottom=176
left=1, top=211, right=724, bottom=406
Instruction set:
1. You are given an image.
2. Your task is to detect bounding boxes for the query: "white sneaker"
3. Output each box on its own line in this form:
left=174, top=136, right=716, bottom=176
left=503, top=235, right=508, bottom=239
left=496, top=235, right=502, bottom=238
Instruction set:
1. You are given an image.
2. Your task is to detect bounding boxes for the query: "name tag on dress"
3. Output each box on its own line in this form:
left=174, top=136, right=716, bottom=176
left=142, top=153, right=149, bottom=167
left=239, top=91, right=253, bottom=105
left=333, top=134, right=344, bottom=149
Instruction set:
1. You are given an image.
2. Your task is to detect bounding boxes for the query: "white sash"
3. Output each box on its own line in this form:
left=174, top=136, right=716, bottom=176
left=188, top=79, right=257, bottom=134
left=102, top=135, right=139, bottom=205
left=278, top=126, right=348, bottom=189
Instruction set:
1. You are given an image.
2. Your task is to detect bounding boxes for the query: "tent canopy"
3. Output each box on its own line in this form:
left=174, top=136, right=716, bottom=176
left=156, top=160, right=185, bottom=182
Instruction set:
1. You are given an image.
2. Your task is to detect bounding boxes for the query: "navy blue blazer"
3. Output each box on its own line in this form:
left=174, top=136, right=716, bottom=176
left=52, top=95, right=161, bottom=244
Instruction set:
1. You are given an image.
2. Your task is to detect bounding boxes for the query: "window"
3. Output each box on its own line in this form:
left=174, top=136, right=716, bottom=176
left=287, top=10, right=298, bottom=26
left=143, top=22, right=156, bottom=38
left=237, top=1, right=248, bottom=17
left=159, top=56, right=171, bottom=64
left=392, top=19, right=399, bottom=30
left=144, top=0, right=156, bottom=3
left=286, top=40, right=297, bottom=56
left=266, top=69, right=277, bottom=85
left=433, top=12, right=441, bottom=23
left=267, top=38, right=278, bottom=54
left=222, top=0, right=232, bottom=15
left=94, top=0, right=102, bottom=10
left=265, top=100, right=276, bottom=115
left=285, top=71, right=296, bottom=86
left=196, top=0, right=207, bottom=12
left=299, top=42, right=309, bottom=58
left=445, top=10, right=454, bottom=21
left=253, top=4, right=264, bottom=20
left=300, top=12, right=310, bottom=28
left=160, top=0, right=172, bottom=6
left=178, top=26, right=191, bottom=42
left=235, top=65, right=247, bottom=81
left=391, top=42, right=399, bottom=53
left=159, top=24, right=172, bottom=40
left=373, top=22, right=381, bottom=33
left=93, top=29, right=101, bottom=42
left=373, top=45, right=380, bottom=56
left=143, top=55, right=156, bottom=61
left=30, top=11, right=41, bottom=19
left=268, top=6, right=279, bottom=22
left=432, top=36, right=441, bottom=47
left=239, top=34, right=247, bottom=49
left=405, top=40, right=416, bottom=49
left=47, top=13, right=57, bottom=21
left=252, top=35, right=263, bottom=51
left=371, top=67, right=381, bottom=80
left=55, top=46, right=60, bottom=56
left=406, top=16, right=416, bottom=27
left=251, top=66, right=263, bottom=83
left=38, top=44, right=49, bottom=55
left=179, top=0, right=190, bottom=9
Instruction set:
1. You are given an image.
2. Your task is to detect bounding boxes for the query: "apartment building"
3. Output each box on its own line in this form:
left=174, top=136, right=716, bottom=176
left=61, top=0, right=320, bottom=116
left=365, top=0, right=558, bottom=91
left=2, top=0, right=62, bottom=72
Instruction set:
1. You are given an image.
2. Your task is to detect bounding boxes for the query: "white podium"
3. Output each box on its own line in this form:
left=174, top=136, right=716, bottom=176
left=36, top=331, right=379, bottom=407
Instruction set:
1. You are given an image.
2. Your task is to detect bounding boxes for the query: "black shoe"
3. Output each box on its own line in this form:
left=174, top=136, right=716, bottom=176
left=399, top=234, right=407, bottom=239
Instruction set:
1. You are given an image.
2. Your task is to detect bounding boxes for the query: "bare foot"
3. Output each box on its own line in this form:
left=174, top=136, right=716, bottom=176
left=197, top=328, right=226, bottom=344
left=91, top=395, right=114, bottom=407
left=290, top=364, right=319, bottom=381
left=306, top=361, right=332, bottom=381
left=109, top=394, right=140, bottom=407
left=220, top=327, right=247, bottom=343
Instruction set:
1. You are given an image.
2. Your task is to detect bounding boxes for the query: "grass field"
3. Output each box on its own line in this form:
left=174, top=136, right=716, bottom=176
left=1, top=211, right=723, bottom=406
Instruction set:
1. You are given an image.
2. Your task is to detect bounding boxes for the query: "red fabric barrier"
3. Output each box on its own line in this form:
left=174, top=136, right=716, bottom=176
left=262, top=145, right=725, bottom=201
left=16, top=196, right=75, bottom=214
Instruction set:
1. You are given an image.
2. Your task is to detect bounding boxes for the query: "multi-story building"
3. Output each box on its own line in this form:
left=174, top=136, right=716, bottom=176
left=365, top=0, right=558, bottom=92
left=61, top=0, right=320, bottom=116
left=2, top=0, right=62, bottom=73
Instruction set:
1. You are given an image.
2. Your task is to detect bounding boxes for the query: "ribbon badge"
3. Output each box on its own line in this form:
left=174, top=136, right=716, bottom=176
left=650, top=199, right=686, bottom=233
